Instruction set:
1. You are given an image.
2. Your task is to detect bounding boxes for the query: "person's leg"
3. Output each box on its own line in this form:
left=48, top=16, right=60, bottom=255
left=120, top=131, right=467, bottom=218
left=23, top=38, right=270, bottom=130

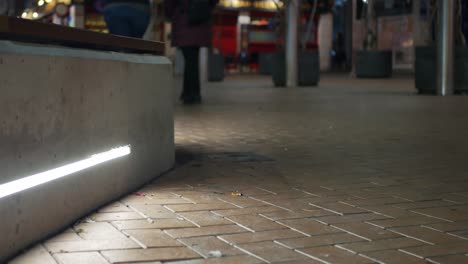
left=190, top=46, right=201, bottom=101
left=104, top=7, right=132, bottom=37
left=180, top=47, right=190, bottom=101
left=181, top=46, right=201, bottom=104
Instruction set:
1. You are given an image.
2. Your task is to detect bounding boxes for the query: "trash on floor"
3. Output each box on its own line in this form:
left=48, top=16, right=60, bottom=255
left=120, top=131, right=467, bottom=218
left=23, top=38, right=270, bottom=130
left=208, top=250, right=223, bottom=258
left=231, top=191, right=243, bottom=197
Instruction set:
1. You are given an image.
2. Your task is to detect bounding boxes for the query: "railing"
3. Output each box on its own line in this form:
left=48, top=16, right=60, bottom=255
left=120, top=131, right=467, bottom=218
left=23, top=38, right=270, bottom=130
left=0, top=16, right=164, bottom=55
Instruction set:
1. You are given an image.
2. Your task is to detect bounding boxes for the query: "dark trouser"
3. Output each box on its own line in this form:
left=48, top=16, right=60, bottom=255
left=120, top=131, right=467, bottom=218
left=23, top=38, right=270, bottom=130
left=104, top=5, right=150, bottom=38
left=180, top=46, right=201, bottom=101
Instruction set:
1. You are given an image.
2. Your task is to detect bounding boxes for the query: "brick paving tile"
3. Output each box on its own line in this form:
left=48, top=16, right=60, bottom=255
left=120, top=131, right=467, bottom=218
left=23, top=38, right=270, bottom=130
left=428, top=254, right=468, bottom=264
left=219, top=229, right=305, bottom=245
left=134, top=189, right=181, bottom=199
left=336, top=237, right=425, bottom=253
left=450, top=230, right=468, bottom=239
left=212, top=206, right=285, bottom=217
left=47, top=232, right=83, bottom=243
left=332, top=222, right=401, bottom=241
left=54, top=252, right=109, bottom=264
left=120, top=195, right=153, bottom=205
left=99, top=202, right=133, bottom=213
left=260, top=209, right=334, bottom=221
left=117, top=260, right=161, bottom=263
left=361, top=250, right=427, bottom=264
left=252, top=187, right=298, bottom=195
left=90, top=212, right=144, bottom=222
left=366, top=216, right=447, bottom=229
left=166, top=203, right=238, bottom=213
left=225, top=214, right=286, bottom=232
left=411, top=206, right=468, bottom=222
left=309, top=202, right=369, bottom=215
left=255, top=198, right=317, bottom=211
left=172, top=191, right=224, bottom=203
left=441, top=194, right=468, bottom=204
left=131, top=204, right=178, bottom=219
left=101, top=247, right=201, bottom=263
left=250, top=192, right=316, bottom=202
left=124, top=229, right=182, bottom=248
left=314, top=213, right=389, bottom=225
left=165, top=225, right=248, bottom=239
left=235, top=241, right=309, bottom=263
left=357, top=205, right=419, bottom=218
left=321, top=183, right=379, bottom=191
left=423, top=221, right=468, bottom=232
left=179, top=211, right=232, bottom=227
left=391, top=193, right=449, bottom=202
left=277, top=218, right=342, bottom=236
left=113, top=219, right=195, bottom=230
left=144, top=198, right=197, bottom=205
left=45, top=238, right=141, bottom=253
left=164, top=255, right=264, bottom=264
left=9, top=245, right=56, bottom=264
left=231, top=188, right=274, bottom=197
left=297, top=246, right=373, bottom=264
left=217, top=196, right=273, bottom=208
left=389, top=226, right=465, bottom=245
left=343, top=197, right=410, bottom=207
left=393, top=200, right=458, bottom=210
left=178, top=236, right=244, bottom=258
left=339, top=190, right=389, bottom=200
left=399, top=242, right=468, bottom=258
left=306, top=195, right=359, bottom=204
left=276, top=233, right=365, bottom=249
left=73, top=222, right=127, bottom=240
left=272, top=260, right=322, bottom=264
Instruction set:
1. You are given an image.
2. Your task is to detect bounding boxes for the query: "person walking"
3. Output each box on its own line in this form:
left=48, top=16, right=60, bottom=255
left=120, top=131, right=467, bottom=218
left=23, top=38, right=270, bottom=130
left=102, top=0, right=151, bottom=38
left=165, top=0, right=219, bottom=105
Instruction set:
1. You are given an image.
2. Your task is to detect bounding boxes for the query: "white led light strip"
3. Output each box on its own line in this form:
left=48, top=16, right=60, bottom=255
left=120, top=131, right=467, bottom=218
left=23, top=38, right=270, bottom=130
left=0, top=145, right=131, bottom=199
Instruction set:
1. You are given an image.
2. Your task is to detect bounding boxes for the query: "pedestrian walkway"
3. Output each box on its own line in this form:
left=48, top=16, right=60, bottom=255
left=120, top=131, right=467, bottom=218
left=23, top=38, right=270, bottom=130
left=10, top=74, right=468, bottom=264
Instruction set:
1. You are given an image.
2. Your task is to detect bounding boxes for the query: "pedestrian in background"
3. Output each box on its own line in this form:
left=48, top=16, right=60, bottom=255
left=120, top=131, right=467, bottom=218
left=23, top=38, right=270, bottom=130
left=102, top=0, right=151, bottom=38
left=165, top=0, right=219, bottom=105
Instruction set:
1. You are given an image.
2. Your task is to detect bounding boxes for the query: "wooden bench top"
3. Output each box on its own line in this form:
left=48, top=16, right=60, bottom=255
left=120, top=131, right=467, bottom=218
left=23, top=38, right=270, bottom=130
left=0, top=16, right=164, bottom=55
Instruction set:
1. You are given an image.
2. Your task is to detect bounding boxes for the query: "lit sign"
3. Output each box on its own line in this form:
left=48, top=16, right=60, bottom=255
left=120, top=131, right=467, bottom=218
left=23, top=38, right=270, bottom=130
left=218, top=0, right=284, bottom=11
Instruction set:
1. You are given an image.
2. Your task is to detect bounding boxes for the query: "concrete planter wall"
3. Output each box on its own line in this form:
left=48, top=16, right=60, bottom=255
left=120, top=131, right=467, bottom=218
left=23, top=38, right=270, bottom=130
left=272, top=51, right=320, bottom=87
left=356, top=50, right=392, bottom=78
left=414, top=46, right=437, bottom=94
left=259, top=53, right=274, bottom=75
left=0, top=41, right=174, bottom=262
left=299, top=51, right=320, bottom=86
left=415, top=46, right=468, bottom=94
left=272, top=51, right=287, bottom=87
left=208, top=53, right=225, bottom=82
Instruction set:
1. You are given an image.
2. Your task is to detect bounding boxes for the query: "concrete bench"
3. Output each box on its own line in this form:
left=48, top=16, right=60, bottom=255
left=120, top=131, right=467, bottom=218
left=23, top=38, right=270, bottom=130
left=0, top=18, right=174, bottom=262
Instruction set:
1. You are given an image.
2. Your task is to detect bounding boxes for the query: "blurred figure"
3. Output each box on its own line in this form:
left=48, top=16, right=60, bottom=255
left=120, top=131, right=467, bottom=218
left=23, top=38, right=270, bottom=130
left=165, top=0, right=219, bottom=105
left=334, top=32, right=346, bottom=70
left=103, top=0, right=151, bottom=38
left=0, top=0, right=15, bottom=16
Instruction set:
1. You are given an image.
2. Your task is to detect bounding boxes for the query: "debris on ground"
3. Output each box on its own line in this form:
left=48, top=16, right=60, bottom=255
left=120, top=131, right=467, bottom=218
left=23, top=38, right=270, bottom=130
left=208, top=250, right=223, bottom=258
left=231, top=191, right=243, bottom=197
left=134, top=192, right=146, bottom=196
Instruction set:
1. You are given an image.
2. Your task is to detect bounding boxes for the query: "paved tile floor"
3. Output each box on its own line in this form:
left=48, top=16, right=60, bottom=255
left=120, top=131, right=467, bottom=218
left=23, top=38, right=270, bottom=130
left=11, top=74, right=468, bottom=263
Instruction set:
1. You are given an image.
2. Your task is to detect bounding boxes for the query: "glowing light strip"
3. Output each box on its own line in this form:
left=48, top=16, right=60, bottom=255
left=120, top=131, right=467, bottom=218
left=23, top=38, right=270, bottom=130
left=0, top=145, right=131, bottom=199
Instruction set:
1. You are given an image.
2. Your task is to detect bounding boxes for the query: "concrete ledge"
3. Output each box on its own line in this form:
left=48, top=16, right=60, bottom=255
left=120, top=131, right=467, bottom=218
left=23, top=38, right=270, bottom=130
left=0, top=41, right=174, bottom=261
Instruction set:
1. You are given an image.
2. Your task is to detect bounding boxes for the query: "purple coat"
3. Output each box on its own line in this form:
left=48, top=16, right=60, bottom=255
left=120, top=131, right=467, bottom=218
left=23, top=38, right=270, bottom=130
left=165, top=0, right=219, bottom=47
